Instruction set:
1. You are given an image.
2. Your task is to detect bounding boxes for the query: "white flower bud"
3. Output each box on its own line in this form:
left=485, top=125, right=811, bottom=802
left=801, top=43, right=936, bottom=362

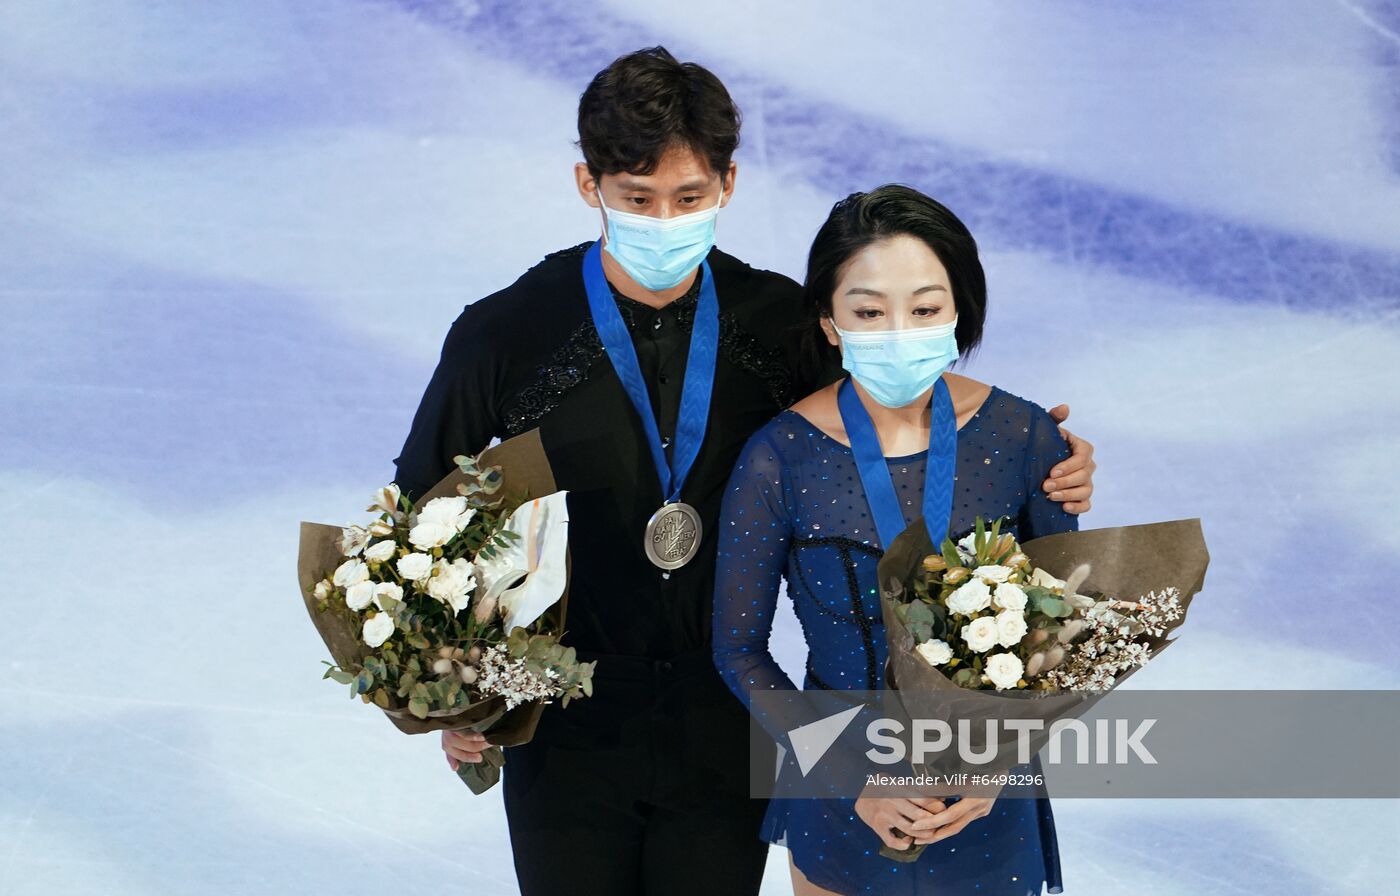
left=363, top=540, right=396, bottom=562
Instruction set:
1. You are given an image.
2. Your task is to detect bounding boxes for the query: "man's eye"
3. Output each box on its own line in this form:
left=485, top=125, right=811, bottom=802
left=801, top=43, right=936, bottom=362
left=680, top=196, right=700, bottom=204
left=629, top=198, right=647, bottom=205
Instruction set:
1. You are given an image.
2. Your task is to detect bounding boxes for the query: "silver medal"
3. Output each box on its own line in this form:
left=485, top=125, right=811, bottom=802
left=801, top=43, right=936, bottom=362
left=644, top=502, right=703, bottom=570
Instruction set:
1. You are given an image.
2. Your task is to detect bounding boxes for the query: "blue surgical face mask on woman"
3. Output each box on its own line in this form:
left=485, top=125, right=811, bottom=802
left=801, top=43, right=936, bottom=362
left=831, top=317, right=960, bottom=408
left=599, top=193, right=722, bottom=291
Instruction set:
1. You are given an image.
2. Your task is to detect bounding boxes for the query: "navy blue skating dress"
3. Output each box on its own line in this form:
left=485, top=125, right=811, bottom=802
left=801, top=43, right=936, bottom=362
left=712, top=384, right=1077, bottom=895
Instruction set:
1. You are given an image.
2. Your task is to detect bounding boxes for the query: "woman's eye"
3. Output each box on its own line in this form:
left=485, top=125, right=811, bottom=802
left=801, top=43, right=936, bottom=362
left=914, top=307, right=942, bottom=316
left=856, top=309, right=883, bottom=319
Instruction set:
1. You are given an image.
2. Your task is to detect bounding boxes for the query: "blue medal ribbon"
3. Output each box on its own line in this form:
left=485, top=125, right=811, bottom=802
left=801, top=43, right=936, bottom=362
left=582, top=240, right=719, bottom=505
left=837, top=376, right=957, bottom=550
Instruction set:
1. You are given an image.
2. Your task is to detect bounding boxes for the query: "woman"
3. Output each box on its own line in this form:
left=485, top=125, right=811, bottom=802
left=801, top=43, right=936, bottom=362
left=713, top=185, right=1075, bottom=895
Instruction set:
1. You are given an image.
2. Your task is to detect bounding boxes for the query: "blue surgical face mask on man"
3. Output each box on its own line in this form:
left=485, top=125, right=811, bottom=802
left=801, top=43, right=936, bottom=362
left=599, top=192, right=722, bottom=292
left=831, top=317, right=960, bottom=408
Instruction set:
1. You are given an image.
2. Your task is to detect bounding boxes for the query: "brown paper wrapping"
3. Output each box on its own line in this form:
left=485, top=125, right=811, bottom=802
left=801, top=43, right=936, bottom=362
left=296, top=429, right=569, bottom=745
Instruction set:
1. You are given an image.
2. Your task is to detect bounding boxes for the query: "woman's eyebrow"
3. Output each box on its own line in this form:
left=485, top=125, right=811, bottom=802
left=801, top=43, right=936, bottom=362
left=843, top=284, right=948, bottom=298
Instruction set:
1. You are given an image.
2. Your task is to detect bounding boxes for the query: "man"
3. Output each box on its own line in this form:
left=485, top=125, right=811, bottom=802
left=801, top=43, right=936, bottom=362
left=393, top=46, right=1096, bottom=896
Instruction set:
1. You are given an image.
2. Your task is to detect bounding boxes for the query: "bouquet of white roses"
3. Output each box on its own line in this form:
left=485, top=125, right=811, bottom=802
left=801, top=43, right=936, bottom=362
left=296, top=430, right=595, bottom=794
left=894, top=516, right=1190, bottom=693
left=875, top=514, right=1209, bottom=861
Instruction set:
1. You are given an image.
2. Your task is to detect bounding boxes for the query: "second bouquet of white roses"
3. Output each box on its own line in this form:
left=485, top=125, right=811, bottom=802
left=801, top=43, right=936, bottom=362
left=296, top=430, right=595, bottom=794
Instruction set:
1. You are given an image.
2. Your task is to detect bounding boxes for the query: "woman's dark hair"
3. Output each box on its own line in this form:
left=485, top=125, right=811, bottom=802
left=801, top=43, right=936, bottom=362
left=577, top=46, right=741, bottom=180
left=798, top=184, right=988, bottom=387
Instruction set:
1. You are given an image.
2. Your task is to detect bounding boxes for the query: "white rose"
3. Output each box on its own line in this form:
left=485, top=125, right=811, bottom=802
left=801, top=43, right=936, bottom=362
left=984, top=652, right=1025, bottom=690
left=345, top=580, right=376, bottom=611
left=339, top=525, right=369, bottom=557
left=367, top=484, right=402, bottom=516
left=332, top=559, right=369, bottom=588
left=363, top=540, right=397, bottom=562
left=915, top=639, right=954, bottom=666
left=946, top=578, right=993, bottom=615
left=313, top=580, right=331, bottom=601
left=992, top=582, right=1028, bottom=612
left=960, top=616, right=999, bottom=653
left=427, top=557, right=476, bottom=613
left=408, top=520, right=456, bottom=551
left=995, top=609, right=1029, bottom=648
left=1029, top=567, right=1065, bottom=591
left=419, top=495, right=467, bottom=519
left=396, top=552, right=433, bottom=584
left=373, top=582, right=403, bottom=611
left=974, top=564, right=1013, bottom=584
left=417, top=496, right=477, bottom=533
left=361, top=611, right=395, bottom=648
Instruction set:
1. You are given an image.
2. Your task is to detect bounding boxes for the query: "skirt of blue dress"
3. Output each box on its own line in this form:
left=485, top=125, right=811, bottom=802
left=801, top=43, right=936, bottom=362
left=760, top=757, right=1064, bottom=896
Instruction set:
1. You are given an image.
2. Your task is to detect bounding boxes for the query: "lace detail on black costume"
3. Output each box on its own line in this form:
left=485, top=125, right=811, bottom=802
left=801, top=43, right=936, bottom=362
left=534, top=241, right=591, bottom=267
left=718, top=314, right=793, bottom=408
left=502, top=321, right=607, bottom=436
left=501, top=252, right=794, bottom=434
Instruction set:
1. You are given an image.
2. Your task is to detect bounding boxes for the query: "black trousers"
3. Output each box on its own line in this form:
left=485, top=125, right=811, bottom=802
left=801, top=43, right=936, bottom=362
left=501, top=646, right=772, bottom=895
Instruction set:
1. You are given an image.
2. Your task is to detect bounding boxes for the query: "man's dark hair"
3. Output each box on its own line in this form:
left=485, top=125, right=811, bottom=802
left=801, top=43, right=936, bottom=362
left=798, top=184, right=988, bottom=386
left=577, top=46, right=741, bottom=180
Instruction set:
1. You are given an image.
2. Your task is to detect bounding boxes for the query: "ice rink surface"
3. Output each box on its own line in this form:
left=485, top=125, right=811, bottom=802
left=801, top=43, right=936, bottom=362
left=2, top=1, right=1398, bottom=893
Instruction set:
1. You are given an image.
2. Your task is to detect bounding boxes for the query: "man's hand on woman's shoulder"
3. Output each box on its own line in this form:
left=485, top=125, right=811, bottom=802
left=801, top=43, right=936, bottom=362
left=1043, top=404, right=1095, bottom=514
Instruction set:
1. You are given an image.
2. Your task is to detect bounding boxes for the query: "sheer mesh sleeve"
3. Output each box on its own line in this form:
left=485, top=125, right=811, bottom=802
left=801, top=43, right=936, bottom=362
left=1018, top=407, right=1080, bottom=541
left=712, top=429, right=885, bottom=792
left=711, top=430, right=805, bottom=749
